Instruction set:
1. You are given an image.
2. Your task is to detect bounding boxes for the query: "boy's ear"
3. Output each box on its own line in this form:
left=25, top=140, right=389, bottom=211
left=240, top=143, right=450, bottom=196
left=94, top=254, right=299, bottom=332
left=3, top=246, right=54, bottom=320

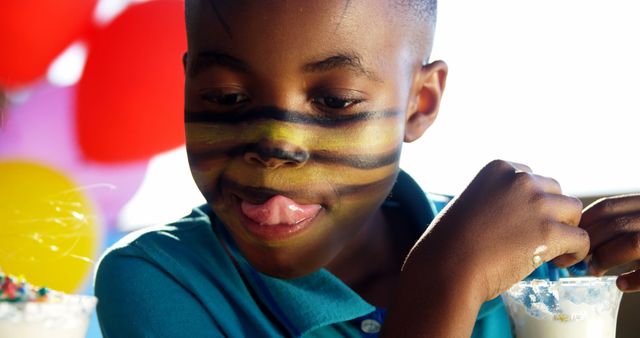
left=404, top=60, right=448, bottom=142
left=182, top=52, right=188, bottom=72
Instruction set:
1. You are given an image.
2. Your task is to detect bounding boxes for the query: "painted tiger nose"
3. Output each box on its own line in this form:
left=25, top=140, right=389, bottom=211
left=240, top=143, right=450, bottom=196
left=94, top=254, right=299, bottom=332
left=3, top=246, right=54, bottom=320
left=243, top=141, right=309, bottom=169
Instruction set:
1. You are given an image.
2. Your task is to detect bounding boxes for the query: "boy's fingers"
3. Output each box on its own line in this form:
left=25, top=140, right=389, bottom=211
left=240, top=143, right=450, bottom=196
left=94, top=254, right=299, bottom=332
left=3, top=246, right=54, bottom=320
left=507, top=161, right=532, bottom=174
left=543, top=194, right=583, bottom=226
left=581, top=194, right=640, bottom=229
left=590, top=233, right=640, bottom=276
left=550, top=222, right=590, bottom=267
left=617, top=270, right=640, bottom=293
left=587, top=213, right=640, bottom=250
left=531, top=174, right=562, bottom=195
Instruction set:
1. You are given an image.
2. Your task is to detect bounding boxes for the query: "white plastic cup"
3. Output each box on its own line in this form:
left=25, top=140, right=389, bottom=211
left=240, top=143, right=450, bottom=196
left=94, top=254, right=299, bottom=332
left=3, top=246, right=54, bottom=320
left=501, top=277, right=623, bottom=338
left=0, top=293, right=97, bottom=338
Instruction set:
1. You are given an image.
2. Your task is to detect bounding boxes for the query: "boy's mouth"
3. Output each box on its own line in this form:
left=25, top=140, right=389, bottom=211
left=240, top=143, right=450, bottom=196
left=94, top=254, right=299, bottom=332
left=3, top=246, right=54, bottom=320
left=240, top=195, right=322, bottom=226
left=215, top=177, right=335, bottom=242
left=237, top=195, right=323, bottom=242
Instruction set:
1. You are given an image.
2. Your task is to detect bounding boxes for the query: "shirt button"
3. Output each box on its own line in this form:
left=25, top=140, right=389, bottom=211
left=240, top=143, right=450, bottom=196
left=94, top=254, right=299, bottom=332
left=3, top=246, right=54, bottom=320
left=361, top=319, right=381, bottom=334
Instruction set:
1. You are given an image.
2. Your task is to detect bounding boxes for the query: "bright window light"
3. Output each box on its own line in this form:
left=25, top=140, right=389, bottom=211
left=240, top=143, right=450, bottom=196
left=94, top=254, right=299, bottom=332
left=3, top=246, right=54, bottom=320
left=401, top=0, right=640, bottom=197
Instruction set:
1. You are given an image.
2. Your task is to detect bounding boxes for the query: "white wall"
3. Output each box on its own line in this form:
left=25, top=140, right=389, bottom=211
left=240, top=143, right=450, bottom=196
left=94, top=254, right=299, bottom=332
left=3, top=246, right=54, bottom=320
left=401, top=0, right=640, bottom=197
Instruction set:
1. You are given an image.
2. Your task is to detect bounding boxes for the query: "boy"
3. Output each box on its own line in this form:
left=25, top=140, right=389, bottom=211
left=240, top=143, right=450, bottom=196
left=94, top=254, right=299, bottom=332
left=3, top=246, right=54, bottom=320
left=96, top=1, right=640, bottom=337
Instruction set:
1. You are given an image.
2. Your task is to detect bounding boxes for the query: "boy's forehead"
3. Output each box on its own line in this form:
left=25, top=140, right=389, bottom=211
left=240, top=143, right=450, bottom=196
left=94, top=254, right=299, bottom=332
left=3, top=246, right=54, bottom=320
left=184, top=0, right=433, bottom=87
left=186, top=0, right=419, bottom=52
left=189, top=0, right=389, bottom=24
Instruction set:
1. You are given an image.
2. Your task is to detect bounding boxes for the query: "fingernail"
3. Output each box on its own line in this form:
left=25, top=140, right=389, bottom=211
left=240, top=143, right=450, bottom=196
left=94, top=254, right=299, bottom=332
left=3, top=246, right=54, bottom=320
left=617, top=278, right=628, bottom=291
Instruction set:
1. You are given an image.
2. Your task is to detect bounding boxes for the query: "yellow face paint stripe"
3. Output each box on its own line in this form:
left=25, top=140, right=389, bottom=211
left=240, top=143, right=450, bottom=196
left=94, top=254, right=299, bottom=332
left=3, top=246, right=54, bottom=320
left=186, top=121, right=402, bottom=153
left=187, top=143, right=402, bottom=170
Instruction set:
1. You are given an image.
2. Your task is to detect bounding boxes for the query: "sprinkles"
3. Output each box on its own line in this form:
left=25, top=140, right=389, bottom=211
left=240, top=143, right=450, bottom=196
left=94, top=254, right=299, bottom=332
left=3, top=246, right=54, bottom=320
left=0, top=272, right=49, bottom=303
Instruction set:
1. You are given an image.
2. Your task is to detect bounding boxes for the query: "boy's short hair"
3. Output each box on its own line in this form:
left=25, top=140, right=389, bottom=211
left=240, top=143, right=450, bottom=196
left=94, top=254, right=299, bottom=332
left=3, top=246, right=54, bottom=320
left=186, top=0, right=438, bottom=61
left=189, top=0, right=437, bottom=28
left=394, top=0, right=438, bottom=60
left=395, top=0, right=437, bottom=26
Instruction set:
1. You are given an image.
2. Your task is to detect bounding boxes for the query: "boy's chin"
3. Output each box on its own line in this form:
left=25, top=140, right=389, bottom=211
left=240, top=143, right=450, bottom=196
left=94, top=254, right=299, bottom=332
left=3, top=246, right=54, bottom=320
left=259, top=266, right=315, bottom=280
left=246, top=251, right=331, bottom=280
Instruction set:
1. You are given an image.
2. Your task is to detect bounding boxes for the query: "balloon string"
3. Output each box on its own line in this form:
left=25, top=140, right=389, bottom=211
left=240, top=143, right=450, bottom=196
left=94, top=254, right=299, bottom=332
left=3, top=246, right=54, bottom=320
left=3, top=231, right=96, bottom=266
left=50, top=183, right=117, bottom=196
left=0, top=88, right=6, bottom=129
left=2, top=185, right=110, bottom=267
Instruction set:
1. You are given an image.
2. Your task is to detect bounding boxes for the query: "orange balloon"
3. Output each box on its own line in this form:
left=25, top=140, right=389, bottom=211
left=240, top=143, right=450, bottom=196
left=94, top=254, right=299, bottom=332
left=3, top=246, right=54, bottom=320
left=0, top=0, right=97, bottom=88
left=76, top=0, right=186, bottom=163
left=0, top=161, right=100, bottom=293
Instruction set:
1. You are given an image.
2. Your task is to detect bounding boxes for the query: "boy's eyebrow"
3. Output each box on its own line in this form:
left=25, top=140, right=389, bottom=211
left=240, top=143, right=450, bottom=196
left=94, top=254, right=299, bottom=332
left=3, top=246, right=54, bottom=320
left=302, top=53, right=382, bottom=82
left=190, top=50, right=382, bottom=82
left=190, top=51, right=252, bottom=76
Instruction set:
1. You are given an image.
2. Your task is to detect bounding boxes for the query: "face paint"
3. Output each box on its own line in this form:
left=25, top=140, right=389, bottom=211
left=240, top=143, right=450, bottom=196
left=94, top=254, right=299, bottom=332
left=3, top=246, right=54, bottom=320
left=186, top=106, right=402, bottom=183
left=186, top=106, right=402, bottom=170
left=186, top=122, right=400, bottom=158
left=184, top=0, right=423, bottom=278
left=185, top=105, right=400, bottom=126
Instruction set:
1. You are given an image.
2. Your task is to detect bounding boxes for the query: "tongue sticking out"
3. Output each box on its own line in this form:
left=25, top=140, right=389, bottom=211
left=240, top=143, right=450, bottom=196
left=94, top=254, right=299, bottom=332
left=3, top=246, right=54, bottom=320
left=241, top=195, right=322, bottom=226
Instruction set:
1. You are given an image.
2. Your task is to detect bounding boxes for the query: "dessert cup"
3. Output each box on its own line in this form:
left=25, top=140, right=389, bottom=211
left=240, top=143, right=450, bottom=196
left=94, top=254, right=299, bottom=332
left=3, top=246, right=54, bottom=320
left=0, top=292, right=97, bottom=338
left=502, top=277, right=623, bottom=338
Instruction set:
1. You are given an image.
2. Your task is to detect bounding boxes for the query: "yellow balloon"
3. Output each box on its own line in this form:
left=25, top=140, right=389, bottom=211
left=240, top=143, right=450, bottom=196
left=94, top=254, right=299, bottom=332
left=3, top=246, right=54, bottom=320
left=0, top=161, right=100, bottom=293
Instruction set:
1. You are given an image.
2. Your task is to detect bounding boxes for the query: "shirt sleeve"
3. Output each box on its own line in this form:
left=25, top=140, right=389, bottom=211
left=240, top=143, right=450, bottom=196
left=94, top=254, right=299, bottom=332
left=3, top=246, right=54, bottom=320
left=471, top=299, right=513, bottom=338
left=94, top=248, right=225, bottom=338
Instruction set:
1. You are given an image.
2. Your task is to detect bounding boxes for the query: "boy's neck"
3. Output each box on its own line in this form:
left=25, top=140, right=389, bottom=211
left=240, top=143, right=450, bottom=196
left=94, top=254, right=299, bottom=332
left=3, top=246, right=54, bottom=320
left=326, top=207, right=410, bottom=308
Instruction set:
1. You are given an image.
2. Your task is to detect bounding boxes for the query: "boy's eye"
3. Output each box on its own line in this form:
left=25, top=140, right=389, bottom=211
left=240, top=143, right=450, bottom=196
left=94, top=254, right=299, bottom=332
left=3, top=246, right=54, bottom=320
left=201, top=92, right=250, bottom=106
left=313, top=96, right=363, bottom=109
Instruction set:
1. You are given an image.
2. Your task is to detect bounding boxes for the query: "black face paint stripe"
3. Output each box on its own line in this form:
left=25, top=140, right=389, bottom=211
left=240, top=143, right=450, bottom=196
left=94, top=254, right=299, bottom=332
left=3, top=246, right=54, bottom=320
left=245, top=143, right=310, bottom=164
left=184, top=106, right=400, bottom=127
left=334, top=173, right=397, bottom=196
left=209, top=173, right=397, bottom=203
left=188, top=144, right=401, bottom=170
left=311, top=147, right=401, bottom=169
left=219, top=177, right=304, bottom=202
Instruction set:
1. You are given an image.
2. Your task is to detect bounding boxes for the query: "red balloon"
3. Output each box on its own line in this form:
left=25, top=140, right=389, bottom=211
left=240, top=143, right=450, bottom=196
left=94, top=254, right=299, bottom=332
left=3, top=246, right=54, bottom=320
left=0, top=0, right=97, bottom=88
left=76, top=0, right=186, bottom=163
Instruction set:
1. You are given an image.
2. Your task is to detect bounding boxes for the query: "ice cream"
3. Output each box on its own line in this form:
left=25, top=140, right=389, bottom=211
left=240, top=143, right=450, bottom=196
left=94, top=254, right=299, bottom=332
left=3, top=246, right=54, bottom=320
left=502, top=277, right=622, bottom=338
left=0, top=272, right=96, bottom=338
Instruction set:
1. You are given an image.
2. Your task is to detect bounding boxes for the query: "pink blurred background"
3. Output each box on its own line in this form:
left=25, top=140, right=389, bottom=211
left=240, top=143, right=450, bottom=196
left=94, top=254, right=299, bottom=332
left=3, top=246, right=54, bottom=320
left=0, top=1, right=203, bottom=336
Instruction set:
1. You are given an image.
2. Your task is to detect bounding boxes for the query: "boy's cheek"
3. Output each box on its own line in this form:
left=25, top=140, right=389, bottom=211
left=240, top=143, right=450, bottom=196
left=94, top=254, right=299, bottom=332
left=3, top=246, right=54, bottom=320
left=188, top=164, right=224, bottom=196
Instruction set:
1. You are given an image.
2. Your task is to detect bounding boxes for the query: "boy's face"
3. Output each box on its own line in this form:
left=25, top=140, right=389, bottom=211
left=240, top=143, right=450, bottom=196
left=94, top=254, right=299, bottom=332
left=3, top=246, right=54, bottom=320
left=184, top=0, right=440, bottom=278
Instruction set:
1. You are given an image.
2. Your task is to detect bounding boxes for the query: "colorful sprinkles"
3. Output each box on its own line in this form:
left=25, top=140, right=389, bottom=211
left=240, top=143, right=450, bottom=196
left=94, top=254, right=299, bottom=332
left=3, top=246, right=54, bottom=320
left=0, top=271, right=49, bottom=303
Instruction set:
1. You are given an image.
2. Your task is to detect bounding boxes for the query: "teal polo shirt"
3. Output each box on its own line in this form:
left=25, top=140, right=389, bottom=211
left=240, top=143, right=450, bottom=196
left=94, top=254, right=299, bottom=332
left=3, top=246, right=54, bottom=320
left=95, top=171, right=514, bottom=337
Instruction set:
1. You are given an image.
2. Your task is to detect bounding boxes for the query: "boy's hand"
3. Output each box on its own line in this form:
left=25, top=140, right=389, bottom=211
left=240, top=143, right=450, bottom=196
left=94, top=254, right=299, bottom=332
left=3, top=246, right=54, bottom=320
left=404, top=159, right=590, bottom=302
left=580, top=194, right=640, bottom=292
left=384, top=160, right=591, bottom=337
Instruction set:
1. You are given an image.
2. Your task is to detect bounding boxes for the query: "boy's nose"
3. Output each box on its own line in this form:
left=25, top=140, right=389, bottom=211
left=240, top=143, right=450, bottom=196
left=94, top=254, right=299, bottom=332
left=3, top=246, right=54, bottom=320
left=243, top=140, right=309, bottom=169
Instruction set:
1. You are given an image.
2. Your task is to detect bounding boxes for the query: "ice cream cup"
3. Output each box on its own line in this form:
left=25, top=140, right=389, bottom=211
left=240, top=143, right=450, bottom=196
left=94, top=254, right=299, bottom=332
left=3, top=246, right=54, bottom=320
left=0, top=293, right=97, bottom=338
left=501, top=276, right=623, bottom=338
